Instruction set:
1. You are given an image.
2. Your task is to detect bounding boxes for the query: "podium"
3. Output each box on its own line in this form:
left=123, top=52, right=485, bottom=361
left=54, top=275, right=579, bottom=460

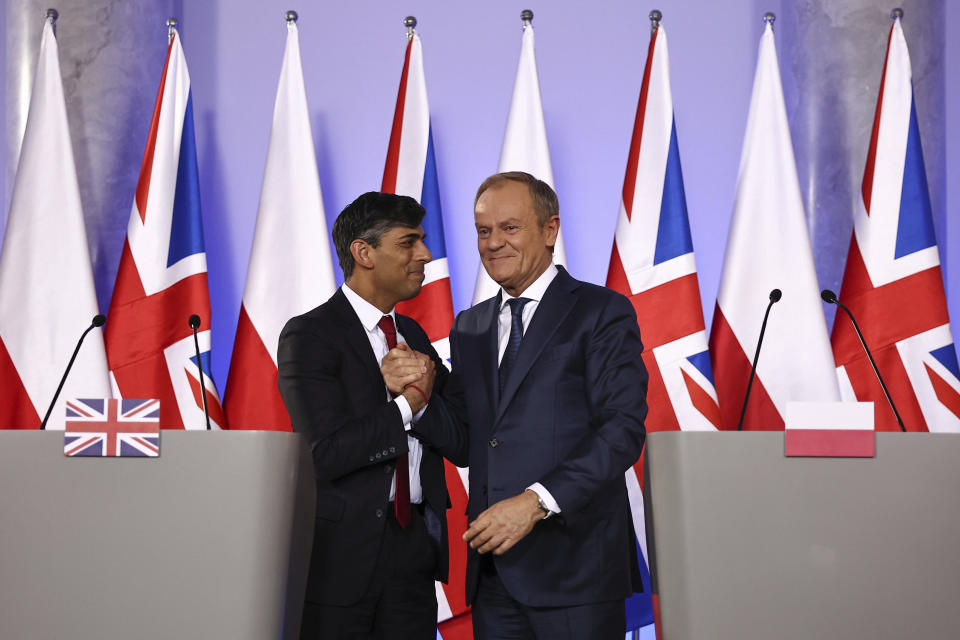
left=0, top=430, right=315, bottom=640
left=643, top=431, right=960, bottom=639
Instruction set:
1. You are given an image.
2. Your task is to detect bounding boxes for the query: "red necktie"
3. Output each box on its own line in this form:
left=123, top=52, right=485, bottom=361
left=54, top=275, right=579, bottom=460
left=377, top=315, right=410, bottom=528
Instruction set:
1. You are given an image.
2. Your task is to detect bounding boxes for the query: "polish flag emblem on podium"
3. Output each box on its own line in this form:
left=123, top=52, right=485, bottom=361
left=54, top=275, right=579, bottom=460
left=785, top=402, right=874, bottom=458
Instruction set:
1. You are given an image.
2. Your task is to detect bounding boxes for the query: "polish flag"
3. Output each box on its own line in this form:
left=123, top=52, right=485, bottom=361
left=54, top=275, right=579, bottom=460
left=0, top=15, right=110, bottom=430
left=224, top=17, right=335, bottom=430
left=472, top=13, right=567, bottom=304
left=708, top=18, right=840, bottom=429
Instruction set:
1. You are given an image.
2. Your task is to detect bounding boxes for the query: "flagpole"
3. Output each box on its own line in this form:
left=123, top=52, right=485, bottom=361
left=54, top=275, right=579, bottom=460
left=46, top=8, right=58, bottom=34
left=404, top=15, right=416, bottom=40
left=649, top=9, right=661, bottom=34
left=891, top=7, right=903, bottom=20
left=167, top=17, right=176, bottom=44
left=521, top=8, right=533, bottom=29
left=763, top=11, right=775, bottom=29
left=286, top=10, right=298, bottom=24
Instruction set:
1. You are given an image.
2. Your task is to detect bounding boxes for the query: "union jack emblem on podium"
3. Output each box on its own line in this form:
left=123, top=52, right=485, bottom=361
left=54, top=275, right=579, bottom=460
left=64, top=399, right=160, bottom=457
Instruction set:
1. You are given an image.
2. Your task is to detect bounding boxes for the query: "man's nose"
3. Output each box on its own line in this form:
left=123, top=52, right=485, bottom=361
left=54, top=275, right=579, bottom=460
left=416, top=241, right=432, bottom=263
left=485, top=228, right=505, bottom=249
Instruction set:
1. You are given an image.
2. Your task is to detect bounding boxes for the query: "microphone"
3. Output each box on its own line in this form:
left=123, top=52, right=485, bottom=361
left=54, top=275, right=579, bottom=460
left=40, top=314, right=107, bottom=430
left=737, top=289, right=782, bottom=430
left=188, top=314, right=212, bottom=431
left=821, top=289, right=906, bottom=432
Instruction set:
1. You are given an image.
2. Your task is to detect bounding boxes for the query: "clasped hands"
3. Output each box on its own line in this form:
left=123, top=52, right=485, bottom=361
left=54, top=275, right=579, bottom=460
left=380, top=343, right=436, bottom=413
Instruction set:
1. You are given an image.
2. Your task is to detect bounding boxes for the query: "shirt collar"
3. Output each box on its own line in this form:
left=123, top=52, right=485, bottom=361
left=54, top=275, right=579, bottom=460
left=500, top=262, right=559, bottom=308
left=342, top=283, right=395, bottom=332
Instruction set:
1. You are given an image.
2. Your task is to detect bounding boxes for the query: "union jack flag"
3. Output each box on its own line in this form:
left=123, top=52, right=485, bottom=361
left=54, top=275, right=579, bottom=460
left=604, top=20, right=719, bottom=634
left=380, top=27, right=471, bottom=635
left=832, top=15, right=960, bottom=432
left=64, top=398, right=160, bottom=457
left=104, top=28, right=225, bottom=430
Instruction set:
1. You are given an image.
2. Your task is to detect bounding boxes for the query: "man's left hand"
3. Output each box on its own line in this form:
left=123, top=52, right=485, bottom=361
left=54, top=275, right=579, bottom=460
left=463, top=490, right=544, bottom=556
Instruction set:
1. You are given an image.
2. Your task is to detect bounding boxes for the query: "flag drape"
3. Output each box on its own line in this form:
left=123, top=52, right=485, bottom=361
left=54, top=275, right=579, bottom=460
left=380, top=31, right=471, bottom=635
left=0, top=16, right=110, bottom=430
left=224, top=19, right=335, bottom=430
left=832, top=17, right=960, bottom=432
left=708, top=20, right=840, bottom=429
left=105, top=29, right=225, bottom=430
left=605, top=22, right=718, bottom=633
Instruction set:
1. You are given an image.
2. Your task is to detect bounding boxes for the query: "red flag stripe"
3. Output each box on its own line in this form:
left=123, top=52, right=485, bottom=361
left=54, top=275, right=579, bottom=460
left=381, top=38, right=413, bottom=193
left=224, top=305, right=291, bottom=430
left=708, top=305, right=782, bottom=429
left=620, top=27, right=659, bottom=219
left=135, top=39, right=175, bottom=222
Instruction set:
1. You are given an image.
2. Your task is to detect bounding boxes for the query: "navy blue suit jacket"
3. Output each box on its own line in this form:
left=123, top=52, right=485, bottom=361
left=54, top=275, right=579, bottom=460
left=416, top=266, right=648, bottom=608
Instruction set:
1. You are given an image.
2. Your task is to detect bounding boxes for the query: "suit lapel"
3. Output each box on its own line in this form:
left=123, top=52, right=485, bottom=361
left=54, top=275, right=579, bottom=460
left=495, top=269, right=577, bottom=426
left=329, top=289, right=383, bottom=388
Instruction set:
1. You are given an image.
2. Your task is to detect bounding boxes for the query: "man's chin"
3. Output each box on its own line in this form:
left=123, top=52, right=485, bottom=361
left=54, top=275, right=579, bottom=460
left=399, top=284, right=424, bottom=302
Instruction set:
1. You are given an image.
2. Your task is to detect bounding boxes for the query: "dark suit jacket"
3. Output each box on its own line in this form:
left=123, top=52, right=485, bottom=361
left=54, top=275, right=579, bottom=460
left=277, top=288, right=451, bottom=607
left=416, top=266, right=648, bottom=608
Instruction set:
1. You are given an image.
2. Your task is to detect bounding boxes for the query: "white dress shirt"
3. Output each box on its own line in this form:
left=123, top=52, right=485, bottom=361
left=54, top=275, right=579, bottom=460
left=497, top=263, right=562, bottom=516
left=342, top=284, right=424, bottom=504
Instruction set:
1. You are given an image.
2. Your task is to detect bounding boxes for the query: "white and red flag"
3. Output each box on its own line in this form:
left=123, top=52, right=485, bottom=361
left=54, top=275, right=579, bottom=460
left=224, top=18, right=335, bottom=430
left=605, top=20, right=718, bottom=633
left=0, top=15, right=110, bottom=429
left=471, top=14, right=567, bottom=304
left=105, top=28, right=225, bottom=430
left=379, top=27, right=471, bottom=634
left=708, top=18, right=840, bottom=428
left=832, top=15, right=960, bottom=432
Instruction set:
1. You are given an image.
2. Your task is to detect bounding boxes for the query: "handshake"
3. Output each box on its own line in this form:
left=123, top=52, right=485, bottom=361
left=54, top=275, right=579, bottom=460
left=380, top=343, right=437, bottom=413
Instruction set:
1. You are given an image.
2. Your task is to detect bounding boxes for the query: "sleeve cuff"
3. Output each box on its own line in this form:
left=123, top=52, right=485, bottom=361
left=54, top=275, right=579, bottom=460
left=527, top=482, right=561, bottom=516
left=394, top=395, right=414, bottom=431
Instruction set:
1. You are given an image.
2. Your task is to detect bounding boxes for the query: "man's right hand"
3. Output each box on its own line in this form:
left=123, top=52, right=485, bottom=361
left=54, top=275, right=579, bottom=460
left=401, top=351, right=436, bottom=414
left=381, top=343, right=426, bottom=394
left=381, top=344, right=436, bottom=413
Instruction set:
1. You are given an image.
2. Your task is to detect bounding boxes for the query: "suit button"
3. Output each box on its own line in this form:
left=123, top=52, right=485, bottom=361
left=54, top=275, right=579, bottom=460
left=375, top=509, right=384, bottom=519
left=489, top=438, right=499, bottom=448
left=389, top=446, right=396, bottom=453
left=369, top=455, right=375, bottom=462
left=375, top=452, right=382, bottom=459
left=382, top=449, right=389, bottom=456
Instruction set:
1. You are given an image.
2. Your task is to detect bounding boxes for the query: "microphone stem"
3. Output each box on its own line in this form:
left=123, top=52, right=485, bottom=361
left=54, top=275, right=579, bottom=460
left=836, top=301, right=906, bottom=432
left=192, top=326, right=212, bottom=431
left=40, top=323, right=96, bottom=430
left=738, top=298, right=776, bottom=431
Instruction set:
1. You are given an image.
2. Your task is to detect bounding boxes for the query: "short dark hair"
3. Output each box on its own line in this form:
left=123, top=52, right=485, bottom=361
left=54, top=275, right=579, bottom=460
left=332, top=192, right=426, bottom=279
left=474, top=171, right=559, bottom=226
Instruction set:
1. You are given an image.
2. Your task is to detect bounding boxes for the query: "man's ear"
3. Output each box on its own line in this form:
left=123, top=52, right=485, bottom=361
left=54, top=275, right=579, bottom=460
left=350, top=239, right=375, bottom=271
left=543, top=215, right=560, bottom=249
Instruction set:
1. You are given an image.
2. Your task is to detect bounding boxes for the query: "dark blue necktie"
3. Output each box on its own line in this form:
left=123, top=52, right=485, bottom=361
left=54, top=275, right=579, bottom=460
left=499, top=297, right=531, bottom=394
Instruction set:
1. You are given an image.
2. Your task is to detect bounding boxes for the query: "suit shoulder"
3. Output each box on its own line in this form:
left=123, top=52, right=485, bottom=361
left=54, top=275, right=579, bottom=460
left=452, top=297, right=497, bottom=332
left=280, top=295, right=341, bottom=337
left=571, top=278, right=634, bottom=309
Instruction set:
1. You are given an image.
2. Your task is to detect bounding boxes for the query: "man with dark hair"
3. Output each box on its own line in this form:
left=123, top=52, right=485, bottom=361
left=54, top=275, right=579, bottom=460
left=278, top=191, right=453, bottom=639
left=412, top=172, right=649, bottom=639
